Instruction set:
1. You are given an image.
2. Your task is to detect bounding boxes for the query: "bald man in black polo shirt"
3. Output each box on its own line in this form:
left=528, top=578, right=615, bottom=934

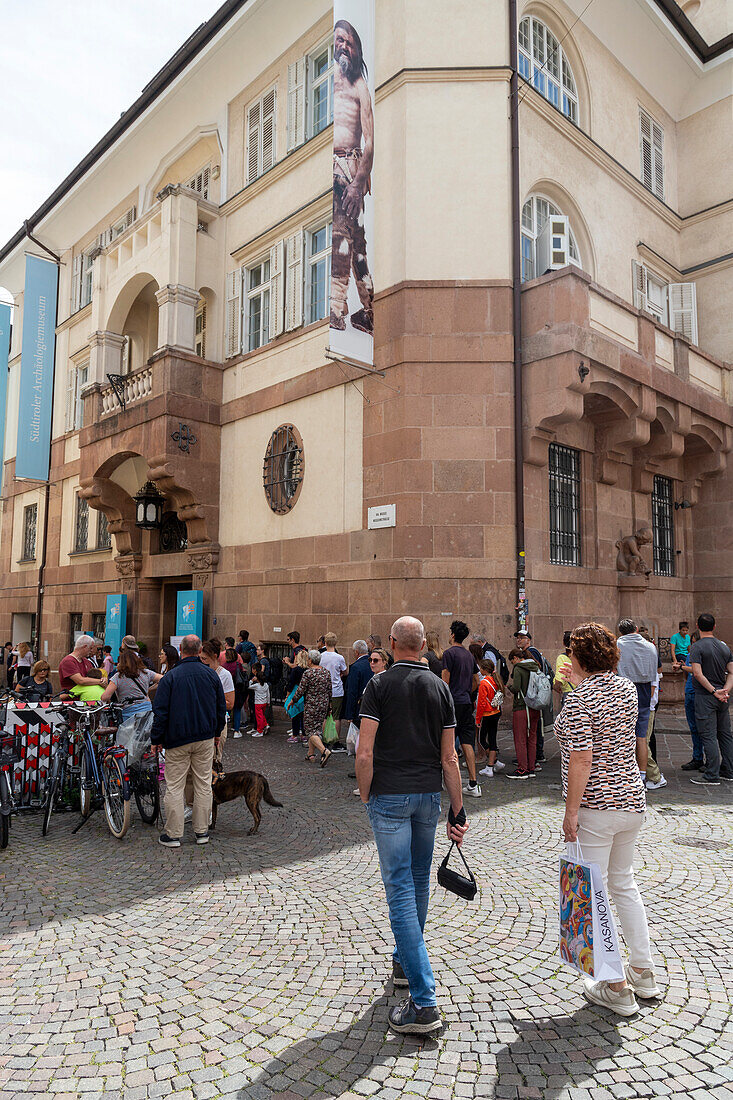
left=357, top=615, right=469, bottom=1036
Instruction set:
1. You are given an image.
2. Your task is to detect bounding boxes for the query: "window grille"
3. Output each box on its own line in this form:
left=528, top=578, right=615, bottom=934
left=22, top=504, right=37, bottom=561
left=97, top=511, right=111, bottom=550
left=549, top=444, right=581, bottom=566
left=518, top=16, right=578, bottom=122
left=91, top=613, right=106, bottom=641
left=69, top=613, right=83, bottom=651
left=263, top=426, right=304, bottom=514
left=652, top=475, right=675, bottom=577
left=74, top=496, right=89, bottom=553
left=158, top=512, right=188, bottom=554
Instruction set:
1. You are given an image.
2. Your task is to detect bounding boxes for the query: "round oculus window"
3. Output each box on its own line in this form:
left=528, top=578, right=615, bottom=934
left=263, top=425, right=304, bottom=514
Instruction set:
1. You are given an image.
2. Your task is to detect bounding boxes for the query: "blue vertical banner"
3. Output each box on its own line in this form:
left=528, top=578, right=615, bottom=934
left=16, top=255, right=58, bottom=481
left=105, top=594, right=127, bottom=660
left=0, top=302, right=10, bottom=492
left=176, top=590, right=203, bottom=638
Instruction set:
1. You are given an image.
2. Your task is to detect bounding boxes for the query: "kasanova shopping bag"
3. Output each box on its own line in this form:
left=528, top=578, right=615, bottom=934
left=559, top=841, right=624, bottom=982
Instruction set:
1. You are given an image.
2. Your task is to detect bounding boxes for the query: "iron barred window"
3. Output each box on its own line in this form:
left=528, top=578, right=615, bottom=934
left=74, top=496, right=89, bottom=553
left=91, top=613, right=106, bottom=641
left=652, top=475, right=675, bottom=577
left=549, top=443, right=581, bottom=566
left=97, top=510, right=111, bottom=550
left=22, top=504, right=37, bottom=561
left=69, top=613, right=83, bottom=651
left=263, top=425, right=304, bottom=514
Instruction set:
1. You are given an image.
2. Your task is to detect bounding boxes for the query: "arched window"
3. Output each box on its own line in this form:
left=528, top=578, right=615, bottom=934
left=521, top=195, right=580, bottom=282
left=518, top=16, right=578, bottom=123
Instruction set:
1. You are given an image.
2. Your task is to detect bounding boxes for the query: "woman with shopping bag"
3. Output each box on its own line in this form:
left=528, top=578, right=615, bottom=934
left=291, top=650, right=333, bottom=767
left=555, top=622, right=661, bottom=1016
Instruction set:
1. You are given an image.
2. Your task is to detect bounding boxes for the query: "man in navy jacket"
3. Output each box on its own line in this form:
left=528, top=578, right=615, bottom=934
left=152, top=634, right=226, bottom=848
left=344, top=639, right=373, bottom=727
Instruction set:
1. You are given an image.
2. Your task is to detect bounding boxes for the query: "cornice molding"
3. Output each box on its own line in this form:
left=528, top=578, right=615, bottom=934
left=376, top=66, right=511, bottom=102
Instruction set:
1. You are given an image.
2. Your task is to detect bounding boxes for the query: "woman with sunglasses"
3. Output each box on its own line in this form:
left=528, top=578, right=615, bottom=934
left=369, top=649, right=390, bottom=675
left=16, top=660, right=53, bottom=702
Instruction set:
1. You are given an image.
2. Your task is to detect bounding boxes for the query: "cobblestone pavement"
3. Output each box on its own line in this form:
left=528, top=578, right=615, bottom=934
left=2, top=719, right=732, bottom=1100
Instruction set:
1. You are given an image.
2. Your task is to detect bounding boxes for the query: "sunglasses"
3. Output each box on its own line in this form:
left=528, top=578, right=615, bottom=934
left=369, top=657, right=382, bottom=664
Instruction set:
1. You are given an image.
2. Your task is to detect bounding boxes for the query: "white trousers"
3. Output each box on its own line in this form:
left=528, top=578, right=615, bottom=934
left=577, top=808, right=653, bottom=970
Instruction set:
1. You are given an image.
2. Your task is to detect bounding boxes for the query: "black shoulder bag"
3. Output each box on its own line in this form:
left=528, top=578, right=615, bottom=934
left=437, top=842, right=478, bottom=901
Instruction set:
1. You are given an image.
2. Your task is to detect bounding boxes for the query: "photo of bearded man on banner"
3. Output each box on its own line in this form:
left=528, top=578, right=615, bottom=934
left=330, top=12, right=375, bottom=353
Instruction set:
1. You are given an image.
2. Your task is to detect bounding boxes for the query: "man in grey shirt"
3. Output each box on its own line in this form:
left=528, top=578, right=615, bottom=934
left=688, top=613, right=733, bottom=786
left=617, top=620, right=659, bottom=778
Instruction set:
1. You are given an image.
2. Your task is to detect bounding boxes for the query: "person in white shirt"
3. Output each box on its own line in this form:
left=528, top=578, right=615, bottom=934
left=251, top=673, right=271, bottom=737
left=319, top=632, right=347, bottom=737
left=201, top=642, right=234, bottom=762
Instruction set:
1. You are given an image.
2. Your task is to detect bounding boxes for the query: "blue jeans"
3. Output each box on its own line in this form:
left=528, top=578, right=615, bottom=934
left=367, top=792, right=441, bottom=1008
left=685, top=677, right=703, bottom=761
left=231, top=706, right=242, bottom=733
left=634, top=682, right=652, bottom=741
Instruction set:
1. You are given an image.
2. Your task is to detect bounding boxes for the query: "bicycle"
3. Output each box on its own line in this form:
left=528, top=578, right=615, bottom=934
left=42, top=718, right=74, bottom=836
left=74, top=703, right=132, bottom=839
left=0, top=727, right=21, bottom=850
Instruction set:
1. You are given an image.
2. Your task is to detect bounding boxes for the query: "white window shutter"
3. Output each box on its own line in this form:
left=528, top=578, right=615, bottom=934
left=262, top=88, right=276, bottom=173
left=639, top=110, right=653, bottom=192
left=285, top=231, right=304, bottom=331
left=124, top=206, right=136, bottom=229
left=201, top=166, right=210, bottom=199
left=247, top=102, right=261, bottom=184
left=121, top=336, right=130, bottom=376
left=269, top=241, right=285, bottom=341
left=225, top=270, right=242, bottom=357
left=667, top=282, right=698, bottom=345
left=65, top=367, right=77, bottom=432
left=652, top=121, right=664, bottom=200
left=71, top=254, right=82, bottom=312
left=632, top=261, right=648, bottom=312
left=287, top=58, right=307, bottom=152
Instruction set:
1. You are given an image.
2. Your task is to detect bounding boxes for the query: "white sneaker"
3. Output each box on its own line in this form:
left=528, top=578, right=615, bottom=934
left=624, top=965, right=661, bottom=999
left=645, top=776, right=667, bottom=790
left=353, top=788, right=360, bottom=796
left=492, top=760, right=506, bottom=772
left=252, top=732, right=264, bottom=738
left=582, top=977, right=639, bottom=1017
left=183, top=807, right=193, bottom=822
left=463, top=783, right=482, bottom=797
left=233, top=731, right=243, bottom=739
left=479, top=766, right=494, bottom=778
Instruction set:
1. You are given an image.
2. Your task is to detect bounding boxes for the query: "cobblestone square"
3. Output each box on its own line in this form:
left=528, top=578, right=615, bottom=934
left=2, top=720, right=732, bottom=1099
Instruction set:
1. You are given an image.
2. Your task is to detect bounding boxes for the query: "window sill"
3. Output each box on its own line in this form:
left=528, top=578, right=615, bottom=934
left=17, top=558, right=37, bottom=565
left=69, top=547, right=112, bottom=558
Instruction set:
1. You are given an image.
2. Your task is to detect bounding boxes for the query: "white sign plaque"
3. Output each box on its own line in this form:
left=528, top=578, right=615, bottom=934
left=368, top=504, right=396, bottom=529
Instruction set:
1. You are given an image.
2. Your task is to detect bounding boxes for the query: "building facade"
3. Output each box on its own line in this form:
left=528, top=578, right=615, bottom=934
left=0, top=0, right=731, bottom=670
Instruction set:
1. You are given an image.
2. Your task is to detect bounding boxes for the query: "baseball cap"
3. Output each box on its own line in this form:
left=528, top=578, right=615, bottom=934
left=121, top=634, right=140, bottom=651
left=514, top=630, right=531, bottom=638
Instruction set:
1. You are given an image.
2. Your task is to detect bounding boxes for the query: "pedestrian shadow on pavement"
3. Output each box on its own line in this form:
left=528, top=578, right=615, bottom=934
left=238, top=992, right=434, bottom=1099
left=496, top=1005, right=624, bottom=1098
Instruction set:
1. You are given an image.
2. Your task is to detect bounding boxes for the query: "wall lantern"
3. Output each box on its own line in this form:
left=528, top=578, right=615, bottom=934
left=674, top=499, right=692, bottom=511
left=134, top=482, right=165, bottom=530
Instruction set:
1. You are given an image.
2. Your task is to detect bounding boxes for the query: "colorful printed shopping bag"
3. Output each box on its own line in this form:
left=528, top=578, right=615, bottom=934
left=559, top=841, right=624, bottom=982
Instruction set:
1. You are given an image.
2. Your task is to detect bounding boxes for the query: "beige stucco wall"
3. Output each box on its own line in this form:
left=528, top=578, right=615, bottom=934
left=10, top=488, right=46, bottom=573
left=219, top=383, right=363, bottom=546
left=677, top=96, right=733, bottom=215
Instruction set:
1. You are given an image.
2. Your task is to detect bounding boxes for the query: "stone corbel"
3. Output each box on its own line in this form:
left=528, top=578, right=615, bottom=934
left=186, top=544, right=220, bottom=573
left=79, top=476, right=140, bottom=556
left=524, top=386, right=585, bottom=467
left=596, top=387, right=655, bottom=485
left=147, top=455, right=209, bottom=545
left=114, top=553, right=142, bottom=580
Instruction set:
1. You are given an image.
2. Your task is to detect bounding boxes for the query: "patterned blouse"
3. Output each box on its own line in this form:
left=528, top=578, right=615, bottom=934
left=554, top=671, right=645, bottom=814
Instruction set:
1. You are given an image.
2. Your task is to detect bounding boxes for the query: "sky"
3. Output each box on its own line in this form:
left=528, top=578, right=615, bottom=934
left=0, top=0, right=225, bottom=300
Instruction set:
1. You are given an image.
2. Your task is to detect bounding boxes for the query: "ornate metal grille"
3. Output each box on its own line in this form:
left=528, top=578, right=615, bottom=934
left=91, top=613, right=106, bottom=641
left=263, top=426, right=304, bottom=515
left=69, top=613, right=83, bottom=651
left=548, top=443, right=581, bottom=566
left=97, top=510, right=111, bottom=549
left=158, top=511, right=188, bottom=554
left=652, top=475, right=675, bottom=577
left=22, top=504, right=37, bottom=561
left=74, top=497, right=89, bottom=552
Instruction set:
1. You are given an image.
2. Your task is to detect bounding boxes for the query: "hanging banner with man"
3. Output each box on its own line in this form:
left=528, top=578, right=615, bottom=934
left=330, top=0, right=375, bottom=366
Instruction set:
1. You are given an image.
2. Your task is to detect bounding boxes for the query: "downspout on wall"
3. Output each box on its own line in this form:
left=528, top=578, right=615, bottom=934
left=508, top=0, right=527, bottom=630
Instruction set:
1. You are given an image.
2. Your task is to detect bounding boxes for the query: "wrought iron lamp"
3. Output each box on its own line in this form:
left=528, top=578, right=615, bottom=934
left=134, top=482, right=164, bottom=530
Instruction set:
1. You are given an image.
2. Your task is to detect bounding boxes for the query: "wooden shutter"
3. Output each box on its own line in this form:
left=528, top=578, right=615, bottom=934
left=124, top=206, right=136, bottom=229
left=201, top=166, right=210, bottom=199
left=65, top=367, right=77, bottom=432
left=269, top=241, right=285, bottom=341
left=651, top=120, right=664, bottom=199
left=261, top=88, right=276, bottom=173
left=285, top=231, right=304, bottom=331
left=247, top=101, right=261, bottom=184
left=632, top=261, right=648, bottom=312
left=640, top=108, right=664, bottom=199
left=225, top=270, right=242, bottom=357
left=667, top=282, right=698, bottom=345
left=639, top=110, right=653, bottom=191
left=287, top=58, right=306, bottom=152
left=71, top=254, right=83, bottom=313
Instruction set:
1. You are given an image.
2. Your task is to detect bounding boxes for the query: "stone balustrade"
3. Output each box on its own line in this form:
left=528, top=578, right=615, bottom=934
left=99, top=367, right=154, bottom=417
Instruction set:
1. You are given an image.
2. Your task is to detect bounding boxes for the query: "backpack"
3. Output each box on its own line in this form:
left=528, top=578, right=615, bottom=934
left=485, top=644, right=510, bottom=685
left=267, top=654, right=283, bottom=686
left=524, top=668, right=552, bottom=710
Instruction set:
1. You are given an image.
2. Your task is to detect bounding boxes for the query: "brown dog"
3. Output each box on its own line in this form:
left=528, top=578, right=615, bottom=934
left=211, top=760, right=283, bottom=834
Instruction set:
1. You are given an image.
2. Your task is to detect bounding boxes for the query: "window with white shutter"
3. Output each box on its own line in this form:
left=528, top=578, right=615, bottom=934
left=308, top=42, right=334, bottom=137
left=306, top=223, right=331, bottom=323
left=667, top=282, right=698, bottom=345
left=639, top=108, right=664, bottom=200
left=71, top=253, right=83, bottom=313
left=109, top=207, right=137, bottom=241
left=245, top=259, right=271, bottom=351
left=65, top=361, right=90, bottom=433
left=287, top=58, right=306, bottom=152
left=521, top=195, right=580, bottom=282
left=286, top=231, right=305, bottom=331
left=269, top=241, right=285, bottom=341
left=632, top=261, right=667, bottom=325
left=186, top=165, right=211, bottom=199
left=246, top=87, right=277, bottom=183
left=225, top=271, right=242, bottom=358
left=195, top=300, right=207, bottom=358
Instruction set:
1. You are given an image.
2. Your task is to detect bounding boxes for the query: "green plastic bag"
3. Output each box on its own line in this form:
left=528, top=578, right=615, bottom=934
left=322, top=713, right=339, bottom=745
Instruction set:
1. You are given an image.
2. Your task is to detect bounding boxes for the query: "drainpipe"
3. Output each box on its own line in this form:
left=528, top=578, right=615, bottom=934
left=508, top=0, right=527, bottom=631
left=22, top=222, right=61, bottom=656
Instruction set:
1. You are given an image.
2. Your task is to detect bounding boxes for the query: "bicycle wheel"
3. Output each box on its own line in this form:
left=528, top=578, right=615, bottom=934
left=79, top=750, right=93, bottom=818
left=133, top=764, right=159, bottom=825
left=103, top=756, right=130, bottom=839
left=42, top=757, right=62, bottom=837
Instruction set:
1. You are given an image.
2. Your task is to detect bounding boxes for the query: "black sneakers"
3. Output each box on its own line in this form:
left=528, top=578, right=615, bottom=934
left=392, top=960, right=409, bottom=987
left=388, top=997, right=442, bottom=1035
left=681, top=759, right=704, bottom=771
left=690, top=775, right=720, bottom=786
left=158, top=833, right=181, bottom=848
